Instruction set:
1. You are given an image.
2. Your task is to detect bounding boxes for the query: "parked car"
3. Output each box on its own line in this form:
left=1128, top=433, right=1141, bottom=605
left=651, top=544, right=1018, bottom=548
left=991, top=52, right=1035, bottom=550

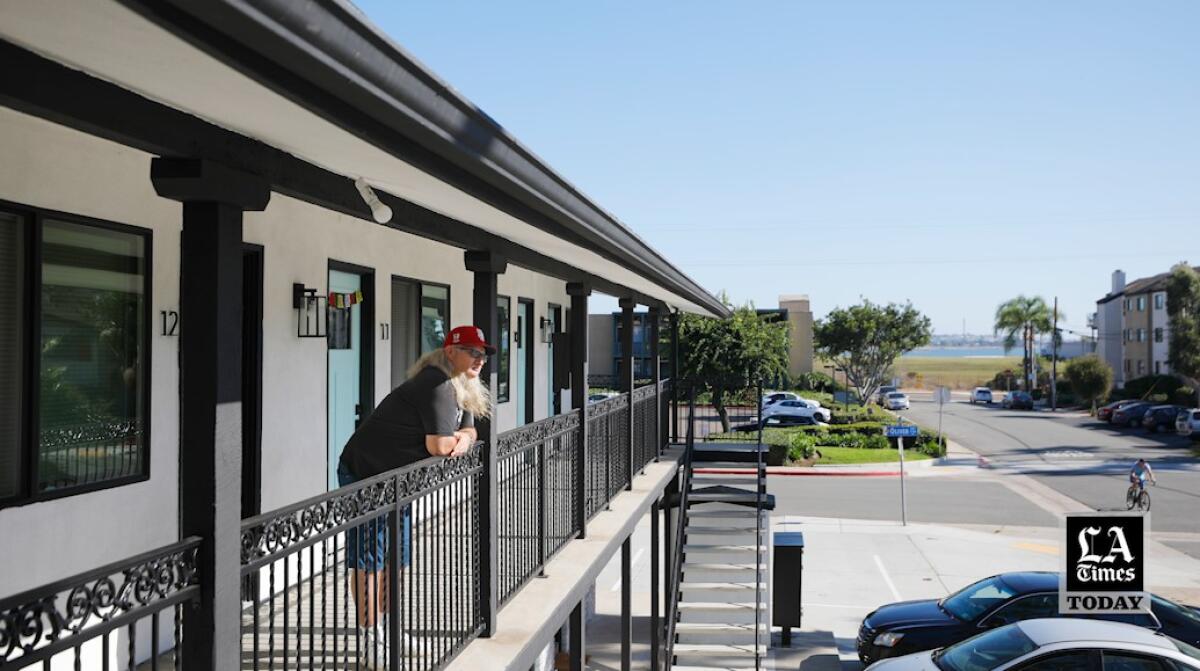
left=856, top=571, right=1200, bottom=664
left=876, top=386, right=898, bottom=406
left=587, top=392, right=619, bottom=403
left=762, top=399, right=831, bottom=422
left=1144, top=405, right=1188, bottom=433
left=762, top=414, right=823, bottom=428
left=970, top=387, right=993, bottom=405
left=1001, top=390, right=1034, bottom=410
left=1113, top=401, right=1154, bottom=428
left=1099, top=399, right=1143, bottom=422
left=1178, top=409, right=1200, bottom=437
left=884, top=392, right=911, bottom=410
left=862, top=618, right=1200, bottom=671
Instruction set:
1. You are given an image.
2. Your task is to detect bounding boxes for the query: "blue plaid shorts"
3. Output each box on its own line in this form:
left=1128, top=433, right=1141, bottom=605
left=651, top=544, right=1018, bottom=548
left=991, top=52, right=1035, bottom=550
left=337, top=462, right=411, bottom=571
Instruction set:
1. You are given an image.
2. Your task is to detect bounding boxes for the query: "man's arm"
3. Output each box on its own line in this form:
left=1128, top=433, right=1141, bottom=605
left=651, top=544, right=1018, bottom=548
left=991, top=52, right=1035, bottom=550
left=426, top=434, right=459, bottom=457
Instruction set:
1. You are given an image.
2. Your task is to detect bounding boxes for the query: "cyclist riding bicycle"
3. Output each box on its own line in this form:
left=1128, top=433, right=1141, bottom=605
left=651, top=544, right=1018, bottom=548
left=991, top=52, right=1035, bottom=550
left=1129, top=458, right=1157, bottom=491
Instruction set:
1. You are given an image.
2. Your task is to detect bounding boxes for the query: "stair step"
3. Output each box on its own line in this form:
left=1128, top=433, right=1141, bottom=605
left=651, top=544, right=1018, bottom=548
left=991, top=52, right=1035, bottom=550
left=691, top=476, right=761, bottom=486
left=686, top=509, right=759, bottom=519
left=680, top=581, right=763, bottom=592
left=688, top=492, right=762, bottom=504
left=675, top=622, right=768, bottom=635
left=671, top=666, right=758, bottom=671
left=682, top=562, right=765, bottom=572
left=685, top=525, right=761, bottom=535
left=672, top=642, right=766, bottom=656
left=676, top=601, right=766, bottom=612
left=684, top=544, right=764, bottom=554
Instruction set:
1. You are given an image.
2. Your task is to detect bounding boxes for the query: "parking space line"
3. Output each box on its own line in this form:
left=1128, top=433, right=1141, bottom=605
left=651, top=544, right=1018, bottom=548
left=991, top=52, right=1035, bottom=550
left=1014, top=541, right=1059, bottom=555
left=610, top=548, right=645, bottom=591
left=873, top=554, right=902, bottom=601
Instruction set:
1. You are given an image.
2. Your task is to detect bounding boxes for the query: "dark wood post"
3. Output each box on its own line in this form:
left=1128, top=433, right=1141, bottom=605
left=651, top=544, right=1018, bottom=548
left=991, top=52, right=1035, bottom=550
left=465, top=249, right=507, bottom=637
left=567, top=282, right=590, bottom=538
left=649, top=306, right=662, bottom=459
left=670, top=310, right=680, bottom=444
left=619, top=297, right=636, bottom=489
left=650, top=496, right=661, bottom=670
left=152, top=158, right=269, bottom=670
left=569, top=598, right=586, bottom=671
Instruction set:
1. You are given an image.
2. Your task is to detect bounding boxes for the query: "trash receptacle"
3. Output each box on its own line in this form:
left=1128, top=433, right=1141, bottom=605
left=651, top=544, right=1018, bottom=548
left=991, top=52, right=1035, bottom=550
left=773, top=531, right=803, bottom=645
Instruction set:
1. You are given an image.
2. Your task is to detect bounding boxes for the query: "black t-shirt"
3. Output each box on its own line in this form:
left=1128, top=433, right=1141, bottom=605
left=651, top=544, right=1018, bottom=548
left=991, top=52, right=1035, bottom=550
left=339, top=365, right=474, bottom=478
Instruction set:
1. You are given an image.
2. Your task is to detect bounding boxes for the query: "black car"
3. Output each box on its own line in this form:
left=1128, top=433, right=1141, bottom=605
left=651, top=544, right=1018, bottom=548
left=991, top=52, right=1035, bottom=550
left=856, top=571, right=1200, bottom=665
left=1003, top=391, right=1034, bottom=410
left=1144, top=405, right=1187, bottom=433
left=1113, top=401, right=1155, bottom=427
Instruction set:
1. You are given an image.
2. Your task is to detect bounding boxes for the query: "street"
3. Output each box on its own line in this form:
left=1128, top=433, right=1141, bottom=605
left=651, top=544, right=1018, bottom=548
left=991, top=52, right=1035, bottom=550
left=899, top=396, right=1200, bottom=542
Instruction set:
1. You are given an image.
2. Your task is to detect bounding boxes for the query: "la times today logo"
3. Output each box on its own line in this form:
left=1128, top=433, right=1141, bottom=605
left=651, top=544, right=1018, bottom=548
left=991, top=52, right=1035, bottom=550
left=1061, top=512, right=1149, bottom=614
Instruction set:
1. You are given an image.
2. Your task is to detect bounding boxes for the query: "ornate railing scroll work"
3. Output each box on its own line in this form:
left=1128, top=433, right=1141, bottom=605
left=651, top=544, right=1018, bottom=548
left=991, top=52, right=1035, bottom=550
left=0, top=537, right=201, bottom=668
left=586, top=392, right=630, bottom=519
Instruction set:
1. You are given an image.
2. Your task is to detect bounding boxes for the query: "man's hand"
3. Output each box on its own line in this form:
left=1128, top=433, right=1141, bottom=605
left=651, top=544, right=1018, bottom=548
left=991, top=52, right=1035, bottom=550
left=449, top=432, right=473, bottom=457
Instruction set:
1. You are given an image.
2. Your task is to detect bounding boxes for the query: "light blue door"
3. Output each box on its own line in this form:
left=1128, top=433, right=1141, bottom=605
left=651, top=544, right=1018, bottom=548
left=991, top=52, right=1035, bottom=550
left=328, top=270, right=361, bottom=489
left=515, top=303, right=529, bottom=426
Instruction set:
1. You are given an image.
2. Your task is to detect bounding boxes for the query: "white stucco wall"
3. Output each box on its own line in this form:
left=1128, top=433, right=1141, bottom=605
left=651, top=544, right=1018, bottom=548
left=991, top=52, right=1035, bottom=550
left=0, top=107, right=576, bottom=596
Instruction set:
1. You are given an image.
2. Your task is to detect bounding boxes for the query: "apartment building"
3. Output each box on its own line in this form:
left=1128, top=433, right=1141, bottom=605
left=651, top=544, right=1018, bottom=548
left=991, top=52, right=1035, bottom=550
left=1096, top=268, right=1177, bottom=388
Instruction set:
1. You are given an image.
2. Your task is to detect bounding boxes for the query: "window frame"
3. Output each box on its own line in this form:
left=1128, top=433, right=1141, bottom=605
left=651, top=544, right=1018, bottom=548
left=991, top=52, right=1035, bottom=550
left=418, top=279, right=451, bottom=356
left=0, top=199, right=153, bottom=509
left=496, top=294, right=511, bottom=403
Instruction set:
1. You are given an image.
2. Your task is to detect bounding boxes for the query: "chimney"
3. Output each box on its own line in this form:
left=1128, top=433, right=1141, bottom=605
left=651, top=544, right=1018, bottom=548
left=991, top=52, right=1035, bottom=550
left=1112, top=269, right=1126, bottom=294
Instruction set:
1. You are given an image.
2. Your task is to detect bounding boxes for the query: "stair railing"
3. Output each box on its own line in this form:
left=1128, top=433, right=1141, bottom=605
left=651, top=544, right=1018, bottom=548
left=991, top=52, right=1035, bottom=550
left=662, top=384, right=696, bottom=668
left=755, top=378, right=765, bottom=669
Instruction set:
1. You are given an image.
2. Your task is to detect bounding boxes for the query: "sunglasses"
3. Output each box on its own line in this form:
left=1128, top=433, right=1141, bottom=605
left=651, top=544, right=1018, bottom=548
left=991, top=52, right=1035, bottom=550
left=456, top=346, right=488, bottom=360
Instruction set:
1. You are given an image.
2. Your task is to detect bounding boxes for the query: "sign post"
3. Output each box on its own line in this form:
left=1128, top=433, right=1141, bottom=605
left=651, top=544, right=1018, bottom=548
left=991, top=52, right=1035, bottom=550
left=935, top=386, right=950, bottom=457
left=885, top=422, right=920, bottom=526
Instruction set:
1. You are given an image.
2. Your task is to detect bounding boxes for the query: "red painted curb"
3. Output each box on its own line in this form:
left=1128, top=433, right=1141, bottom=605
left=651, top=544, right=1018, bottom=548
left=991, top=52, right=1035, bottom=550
left=694, top=467, right=900, bottom=477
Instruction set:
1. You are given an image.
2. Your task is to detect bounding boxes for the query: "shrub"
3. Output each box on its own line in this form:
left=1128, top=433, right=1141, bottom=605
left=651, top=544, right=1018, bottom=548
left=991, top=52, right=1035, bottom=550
left=1115, top=375, right=1184, bottom=402
left=794, top=372, right=839, bottom=392
left=1173, top=386, right=1196, bottom=406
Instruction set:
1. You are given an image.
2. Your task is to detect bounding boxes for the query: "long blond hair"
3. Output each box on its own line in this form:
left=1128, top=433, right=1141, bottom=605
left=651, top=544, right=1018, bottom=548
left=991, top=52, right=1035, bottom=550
left=407, top=349, right=493, bottom=419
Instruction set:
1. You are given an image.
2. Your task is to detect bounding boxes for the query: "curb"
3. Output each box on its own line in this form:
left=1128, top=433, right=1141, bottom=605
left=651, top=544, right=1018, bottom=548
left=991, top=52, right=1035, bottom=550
left=695, top=466, right=900, bottom=477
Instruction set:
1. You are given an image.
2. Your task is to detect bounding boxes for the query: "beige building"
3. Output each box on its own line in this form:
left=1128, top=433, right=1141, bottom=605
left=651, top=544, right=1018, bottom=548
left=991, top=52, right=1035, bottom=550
left=778, top=294, right=815, bottom=377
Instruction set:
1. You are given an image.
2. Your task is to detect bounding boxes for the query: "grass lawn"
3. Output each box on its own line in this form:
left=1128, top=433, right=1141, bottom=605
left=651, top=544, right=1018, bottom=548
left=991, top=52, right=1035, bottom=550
left=892, top=355, right=1023, bottom=390
left=813, top=446, right=933, bottom=464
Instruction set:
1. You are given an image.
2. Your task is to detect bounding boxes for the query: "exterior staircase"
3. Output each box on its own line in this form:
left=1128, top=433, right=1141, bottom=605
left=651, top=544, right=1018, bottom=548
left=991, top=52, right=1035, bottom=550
left=670, top=452, right=772, bottom=671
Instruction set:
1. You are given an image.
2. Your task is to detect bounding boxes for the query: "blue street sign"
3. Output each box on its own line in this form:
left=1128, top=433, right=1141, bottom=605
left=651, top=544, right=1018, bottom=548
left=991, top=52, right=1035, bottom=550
left=885, top=425, right=920, bottom=438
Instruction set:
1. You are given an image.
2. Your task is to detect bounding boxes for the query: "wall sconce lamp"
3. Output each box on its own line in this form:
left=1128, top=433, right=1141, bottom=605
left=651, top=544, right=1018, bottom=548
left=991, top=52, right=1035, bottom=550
left=293, top=283, right=327, bottom=338
left=355, top=177, right=393, bottom=224
left=538, top=316, right=555, bottom=343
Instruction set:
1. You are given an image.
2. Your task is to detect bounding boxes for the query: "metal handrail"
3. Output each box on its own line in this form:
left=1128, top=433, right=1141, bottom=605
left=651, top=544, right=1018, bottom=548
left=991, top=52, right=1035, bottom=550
left=755, top=379, right=765, bottom=669
left=662, top=384, right=696, bottom=668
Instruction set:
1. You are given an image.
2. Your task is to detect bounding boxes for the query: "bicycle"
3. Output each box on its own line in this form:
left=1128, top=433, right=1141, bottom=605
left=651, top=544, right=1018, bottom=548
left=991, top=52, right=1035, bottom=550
left=1125, top=481, right=1152, bottom=511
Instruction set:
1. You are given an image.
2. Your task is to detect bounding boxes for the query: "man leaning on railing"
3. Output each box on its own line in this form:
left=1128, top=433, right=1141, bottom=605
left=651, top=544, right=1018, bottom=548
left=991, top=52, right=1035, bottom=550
left=336, top=325, right=496, bottom=667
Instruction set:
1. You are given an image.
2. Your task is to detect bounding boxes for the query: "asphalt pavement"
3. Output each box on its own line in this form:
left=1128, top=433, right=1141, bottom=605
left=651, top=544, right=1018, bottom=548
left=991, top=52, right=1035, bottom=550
left=900, top=397, right=1200, bottom=538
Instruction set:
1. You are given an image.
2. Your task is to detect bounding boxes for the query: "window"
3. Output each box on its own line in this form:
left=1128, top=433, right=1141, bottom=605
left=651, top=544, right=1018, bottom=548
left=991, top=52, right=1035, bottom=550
left=390, top=278, right=450, bottom=387
left=1124, top=298, right=1130, bottom=312
left=1137, top=360, right=1145, bottom=375
left=1137, top=296, right=1145, bottom=311
left=497, top=296, right=510, bottom=402
left=1124, top=329, right=1130, bottom=342
left=1103, top=653, right=1172, bottom=671
left=1155, top=361, right=1161, bottom=375
left=1137, top=328, right=1145, bottom=342
left=419, top=284, right=449, bottom=355
left=1, top=205, right=151, bottom=506
left=1125, top=359, right=1131, bottom=373
left=1155, top=293, right=1165, bottom=310
left=1018, top=652, right=1092, bottom=671
left=985, top=594, right=1057, bottom=627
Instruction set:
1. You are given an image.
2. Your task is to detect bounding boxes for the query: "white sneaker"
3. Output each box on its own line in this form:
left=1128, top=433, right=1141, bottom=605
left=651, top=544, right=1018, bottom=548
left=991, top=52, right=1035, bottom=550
left=358, top=627, right=389, bottom=669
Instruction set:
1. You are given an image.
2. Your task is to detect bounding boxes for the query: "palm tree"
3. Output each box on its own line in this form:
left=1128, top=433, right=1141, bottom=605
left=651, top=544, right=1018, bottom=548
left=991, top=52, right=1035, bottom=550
left=994, top=296, right=1061, bottom=392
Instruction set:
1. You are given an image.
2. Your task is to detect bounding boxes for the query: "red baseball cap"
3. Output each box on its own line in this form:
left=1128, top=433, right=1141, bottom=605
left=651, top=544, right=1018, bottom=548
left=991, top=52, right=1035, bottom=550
left=444, top=325, right=497, bottom=354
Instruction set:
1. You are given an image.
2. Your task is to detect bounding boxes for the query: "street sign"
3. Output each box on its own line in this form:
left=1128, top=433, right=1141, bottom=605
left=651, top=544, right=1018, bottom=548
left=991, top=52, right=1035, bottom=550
left=885, top=425, right=920, bottom=438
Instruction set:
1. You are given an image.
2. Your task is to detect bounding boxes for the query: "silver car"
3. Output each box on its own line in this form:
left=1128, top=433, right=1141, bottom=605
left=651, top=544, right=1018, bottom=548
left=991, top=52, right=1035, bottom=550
left=885, top=392, right=910, bottom=410
left=1178, top=408, right=1200, bottom=437
left=865, top=618, right=1200, bottom=671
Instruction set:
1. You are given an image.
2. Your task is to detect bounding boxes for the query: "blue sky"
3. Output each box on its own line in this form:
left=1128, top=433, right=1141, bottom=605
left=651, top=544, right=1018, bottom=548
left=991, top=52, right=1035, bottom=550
left=355, top=1, right=1200, bottom=336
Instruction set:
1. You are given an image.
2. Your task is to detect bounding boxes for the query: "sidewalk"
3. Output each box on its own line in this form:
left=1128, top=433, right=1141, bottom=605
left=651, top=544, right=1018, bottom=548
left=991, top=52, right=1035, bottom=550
left=768, top=515, right=1200, bottom=671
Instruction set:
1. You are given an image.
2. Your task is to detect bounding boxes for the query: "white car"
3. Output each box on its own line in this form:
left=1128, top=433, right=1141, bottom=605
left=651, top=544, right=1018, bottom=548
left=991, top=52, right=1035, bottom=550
left=884, top=392, right=910, bottom=410
left=971, top=387, right=993, bottom=405
left=761, top=391, right=802, bottom=409
left=876, top=386, right=898, bottom=406
left=1178, top=408, right=1200, bottom=437
left=865, top=618, right=1200, bottom=671
left=762, top=399, right=831, bottom=423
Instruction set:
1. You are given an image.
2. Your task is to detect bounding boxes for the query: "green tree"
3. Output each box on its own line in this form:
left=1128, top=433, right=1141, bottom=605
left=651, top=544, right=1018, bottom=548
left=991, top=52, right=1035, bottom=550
left=1063, top=354, right=1113, bottom=415
left=678, top=295, right=790, bottom=431
left=813, top=300, right=932, bottom=406
left=1166, top=262, right=1200, bottom=404
left=994, top=296, right=1061, bottom=392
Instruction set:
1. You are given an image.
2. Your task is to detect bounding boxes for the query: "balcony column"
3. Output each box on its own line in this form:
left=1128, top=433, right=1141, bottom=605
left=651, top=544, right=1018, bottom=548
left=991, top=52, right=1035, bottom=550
left=650, top=496, right=661, bottom=670
left=649, top=306, right=662, bottom=458
left=570, top=598, right=586, bottom=671
left=151, top=158, right=269, bottom=670
left=465, top=249, right=507, bottom=636
left=567, top=282, right=590, bottom=538
left=670, top=310, right=680, bottom=443
left=619, top=297, right=636, bottom=489
left=621, top=535, right=632, bottom=671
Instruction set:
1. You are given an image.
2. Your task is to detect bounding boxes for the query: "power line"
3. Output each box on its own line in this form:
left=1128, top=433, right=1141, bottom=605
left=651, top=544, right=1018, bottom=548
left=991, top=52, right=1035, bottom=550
left=679, top=250, right=1200, bottom=268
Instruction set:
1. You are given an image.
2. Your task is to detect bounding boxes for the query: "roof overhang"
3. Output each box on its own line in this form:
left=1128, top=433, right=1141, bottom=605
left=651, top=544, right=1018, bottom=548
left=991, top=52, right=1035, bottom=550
left=0, top=0, right=730, bottom=317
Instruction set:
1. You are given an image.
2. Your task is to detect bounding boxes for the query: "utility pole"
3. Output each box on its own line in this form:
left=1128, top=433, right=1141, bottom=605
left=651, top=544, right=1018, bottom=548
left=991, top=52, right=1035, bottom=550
left=1051, top=296, right=1059, bottom=412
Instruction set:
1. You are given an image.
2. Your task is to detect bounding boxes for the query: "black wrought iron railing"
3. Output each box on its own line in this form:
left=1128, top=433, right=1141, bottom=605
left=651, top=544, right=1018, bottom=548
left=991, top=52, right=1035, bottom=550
left=239, top=446, right=485, bottom=670
left=0, top=536, right=200, bottom=669
left=661, top=387, right=695, bottom=669
left=37, top=420, right=144, bottom=492
left=632, top=383, right=658, bottom=473
left=495, top=410, right=581, bottom=604
left=585, top=393, right=630, bottom=519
